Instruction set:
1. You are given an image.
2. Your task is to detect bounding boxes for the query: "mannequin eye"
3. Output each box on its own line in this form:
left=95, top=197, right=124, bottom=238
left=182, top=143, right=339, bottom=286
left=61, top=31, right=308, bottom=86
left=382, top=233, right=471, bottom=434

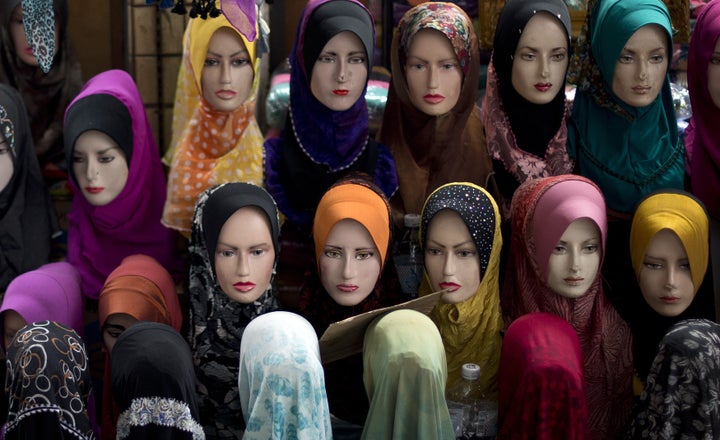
left=98, top=155, right=116, bottom=164
left=643, top=261, right=662, bottom=270
left=425, top=247, right=442, bottom=256
left=582, top=244, right=599, bottom=253
left=456, top=249, right=476, bottom=258
left=348, top=55, right=366, bottom=64
left=250, top=248, right=266, bottom=257
left=552, top=244, right=567, bottom=254
left=710, top=56, right=720, bottom=65
left=355, top=250, right=374, bottom=260
left=324, top=249, right=342, bottom=259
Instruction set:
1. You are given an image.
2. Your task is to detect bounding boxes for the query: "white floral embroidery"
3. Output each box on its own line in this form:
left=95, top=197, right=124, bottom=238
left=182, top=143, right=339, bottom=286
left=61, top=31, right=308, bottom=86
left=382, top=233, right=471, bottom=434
left=116, top=397, right=205, bottom=440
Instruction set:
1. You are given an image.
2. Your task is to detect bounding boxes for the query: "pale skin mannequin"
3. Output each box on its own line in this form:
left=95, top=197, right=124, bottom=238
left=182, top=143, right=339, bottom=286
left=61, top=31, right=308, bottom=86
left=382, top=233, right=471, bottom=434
left=201, top=27, right=254, bottom=113
left=320, top=218, right=381, bottom=307
left=214, top=206, right=276, bottom=304
left=2, top=309, right=26, bottom=350
left=8, top=4, right=59, bottom=67
left=511, top=11, right=569, bottom=105
left=612, top=24, right=668, bottom=108
left=424, top=209, right=480, bottom=304
left=546, top=218, right=601, bottom=299
left=639, top=228, right=694, bottom=317
left=102, top=312, right=139, bottom=354
left=0, top=135, right=12, bottom=192
left=71, top=130, right=129, bottom=206
left=310, top=30, right=368, bottom=111
left=405, top=28, right=462, bottom=116
left=707, top=36, right=720, bottom=108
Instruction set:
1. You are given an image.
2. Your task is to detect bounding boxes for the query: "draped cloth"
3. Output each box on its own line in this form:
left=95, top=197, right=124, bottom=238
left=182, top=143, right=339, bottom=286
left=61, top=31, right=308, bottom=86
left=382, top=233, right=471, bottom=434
left=0, top=83, right=56, bottom=292
left=377, top=2, right=497, bottom=219
left=64, top=69, right=180, bottom=299
left=419, top=182, right=504, bottom=394
left=163, top=11, right=263, bottom=234
left=686, top=0, right=720, bottom=220
left=502, top=174, right=634, bottom=439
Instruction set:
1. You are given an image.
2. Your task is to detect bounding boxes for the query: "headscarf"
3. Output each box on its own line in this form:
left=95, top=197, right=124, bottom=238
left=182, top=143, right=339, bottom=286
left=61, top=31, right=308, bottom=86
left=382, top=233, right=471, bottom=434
left=362, top=309, right=455, bottom=439
left=97, top=253, right=184, bottom=440
left=0, top=83, right=56, bottom=292
left=0, top=0, right=83, bottom=170
left=498, top=312, right=589, bottom=440
left=238, top=311, right=332, bottom=440
left=419, top=182, right=504, bottom=394
left=482, top=0, right=574, bottom=217
left=567, top=0, right=683, bottom=214
left=502, top=174, right=633, bottom=440
left=111, top=322, right=204, bottom=440
left=0, top=262, right=84, bottom=344
left=4, top=321, right=95, bottom=440
left=64, top=69, right=181, bottom=299
left=187, top=182, right=280, bottom=439
left=686, top=0, right=720, bottom=220
left=377, top=2, right=497, bottom=218
left=263, top=0, right=398, bottom=227
left=162, top=10, right=264, bottom=234
left=627, top=319, right=720, bottom=439
left=628, top=190, right=710, bottom=380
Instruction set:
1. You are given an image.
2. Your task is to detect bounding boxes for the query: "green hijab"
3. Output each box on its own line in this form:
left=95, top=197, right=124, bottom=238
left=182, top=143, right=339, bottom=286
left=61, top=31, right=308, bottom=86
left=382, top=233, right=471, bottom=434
left=568, top=0, right=683, bottom=214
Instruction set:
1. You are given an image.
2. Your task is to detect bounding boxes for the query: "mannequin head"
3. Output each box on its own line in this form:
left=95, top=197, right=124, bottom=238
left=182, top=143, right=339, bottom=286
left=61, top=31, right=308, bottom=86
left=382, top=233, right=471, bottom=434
left=511, top=11, right=569, bottom=105
left=707, top=36, right=720, bottom=108
left=71, top=130, right=129, bottom=206
left=201, top=26, right=254, bottom=112
left=8, top=4, right=59, bottom=67
left=0, top=134, right=12, bottom=193
left=214, top=206, right=276, bottom=303
left=546, top=218, right=601, bottom=299
left=611, top=24, right=669, bottom=107
left=405, top=28, right=462, bottom=115
left=2, top=309, right=25, bottom=350
left=424, top=209, right=480, bottom=304
left=102, top=312, right=139, bottom=353
left=310, top=30, right=368, bottom=111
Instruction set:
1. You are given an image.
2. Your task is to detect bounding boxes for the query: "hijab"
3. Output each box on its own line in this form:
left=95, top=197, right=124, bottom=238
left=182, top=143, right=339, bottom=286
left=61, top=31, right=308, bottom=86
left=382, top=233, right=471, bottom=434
left=498, top=312, right=589, bottom=440
left=568, top=0, right=683, bottom=214
left=64, top=69, right=180, bottom=299
left=4, top=321, right=95, bottom=440
left=187, top=182, right=280, bottom=438
left=0, top=262, right=84, bottom=343
left=686, top=0, right=720, bottom=220
left=0, top=82, right=56, bottom=292
left=97, top=253, right=183, bottom=440
left=163, top=11, right=263, bottom=234
left=628, top=190, right=710, bottom=380
left=377, top=2, right=496, bottom=218
left=0, top=0, right=82, bottom=169
left=111, top=322, right=204, bottom=440
left=482, top=0, right=574, bottom=215
left=419, top=182, right=503, bottom=394
left=264, top=0, right=398, bottom=227
left=502, top=174, right=633, bottom=439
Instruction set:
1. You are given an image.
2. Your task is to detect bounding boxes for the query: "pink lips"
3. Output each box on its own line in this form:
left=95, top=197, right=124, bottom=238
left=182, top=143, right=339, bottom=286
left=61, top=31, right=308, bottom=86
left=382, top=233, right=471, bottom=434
left=423, top=94, right=445, bottom=104
left=85, top=187, right=104, bottom=194
left=563, top=277, right=584, bottom=286
left=333, top=89, right=349, bottom=96
left=660, top=296, right=680, bottom=304
left=632, top=86, right=652, bottom=94
left=336, top=284, right=358, bottom=293
left=233, top=282, right=256, bottom=292
left=534, top=83, right=552, bottom=92
left=439, top=282, right=461, bottom=292
left=216, top=90, right=236, bottom=99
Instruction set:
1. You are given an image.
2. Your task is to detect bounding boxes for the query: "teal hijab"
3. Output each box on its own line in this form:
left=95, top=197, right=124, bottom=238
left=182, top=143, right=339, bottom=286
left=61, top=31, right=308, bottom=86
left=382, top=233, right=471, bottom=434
left=568, top=0, right=683, bottom=214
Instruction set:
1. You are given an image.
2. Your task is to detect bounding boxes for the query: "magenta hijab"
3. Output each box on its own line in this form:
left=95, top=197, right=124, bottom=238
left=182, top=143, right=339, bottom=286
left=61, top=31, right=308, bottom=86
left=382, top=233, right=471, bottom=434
left=0, top=262, right=85, bottom=342
left=687, top=0, right=720, bottom=220
left=64, top=70, right=179, bottom=299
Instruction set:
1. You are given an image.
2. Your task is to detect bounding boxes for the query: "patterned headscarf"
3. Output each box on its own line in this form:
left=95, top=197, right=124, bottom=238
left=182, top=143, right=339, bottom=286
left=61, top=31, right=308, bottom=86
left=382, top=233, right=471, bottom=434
left=187, top=182, right=279, bottom=438
left=419, top=182, right=503, bottom=394
left=502, top=174, right=633, bottom=439
left=5, top=321, right=95, bottom=440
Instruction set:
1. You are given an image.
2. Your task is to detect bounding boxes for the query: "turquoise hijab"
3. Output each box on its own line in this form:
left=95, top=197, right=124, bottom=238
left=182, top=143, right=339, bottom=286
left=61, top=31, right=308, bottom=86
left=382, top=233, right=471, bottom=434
left=568, top=0, right=683, bottom=214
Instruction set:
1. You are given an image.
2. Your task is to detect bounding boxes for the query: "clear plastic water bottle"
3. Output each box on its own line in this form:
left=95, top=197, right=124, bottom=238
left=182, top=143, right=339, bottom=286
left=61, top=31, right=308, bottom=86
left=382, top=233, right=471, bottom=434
left=393, top=213, right=423, bottom=298
left=446, top=363, right=498, bottom=439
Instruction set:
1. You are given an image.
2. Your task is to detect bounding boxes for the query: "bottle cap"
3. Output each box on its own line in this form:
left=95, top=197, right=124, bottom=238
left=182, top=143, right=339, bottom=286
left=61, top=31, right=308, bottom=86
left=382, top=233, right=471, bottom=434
left=461, top=363, right=480, bottom=380
left=404, top=213, right=421, bottom=228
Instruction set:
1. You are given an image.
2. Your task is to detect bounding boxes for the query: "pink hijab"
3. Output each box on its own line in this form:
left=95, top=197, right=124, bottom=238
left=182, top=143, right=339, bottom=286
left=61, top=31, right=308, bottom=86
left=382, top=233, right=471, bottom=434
left=686, top=0, right=720, bottom=219
left=64, top=70, right=181, bottom=299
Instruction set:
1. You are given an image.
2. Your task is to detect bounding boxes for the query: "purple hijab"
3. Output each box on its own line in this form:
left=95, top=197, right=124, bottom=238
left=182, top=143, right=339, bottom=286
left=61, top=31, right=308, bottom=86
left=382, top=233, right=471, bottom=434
left=0, top=261, right=85, bottom=342
left=64, top=70, right=180, bottom=299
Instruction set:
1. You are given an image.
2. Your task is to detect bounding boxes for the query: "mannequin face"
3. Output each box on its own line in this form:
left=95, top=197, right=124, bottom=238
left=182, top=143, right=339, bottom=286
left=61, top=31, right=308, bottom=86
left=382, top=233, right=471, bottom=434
left=639, top=229, right=694, bottom=317
left=201, top=27, right=255, bottom=112
left=424, top=209, right=481, bottom=304
left=707, top=37, right=720, bottom=109
left=3, top=310, right=26, bottom=350
left=0, top=135, right=13, bottom=192
left=8, top=5, right=59, bottom=67
left=511, top=12, right=568, bottom=105
left=546, top=218, right=601, bottom=299
left=310, top=31, right=368, bottom=111
left=612, top=24, right=668, bottom=107
left=405, top=29, right=462, bottom=116
left=102, top=312, right=139, bottom=354
left=214, top=206, right=275, bottom=303
left=72, top=130, right=129, bottom=206
left=320, top=219, right=381, bottom=306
